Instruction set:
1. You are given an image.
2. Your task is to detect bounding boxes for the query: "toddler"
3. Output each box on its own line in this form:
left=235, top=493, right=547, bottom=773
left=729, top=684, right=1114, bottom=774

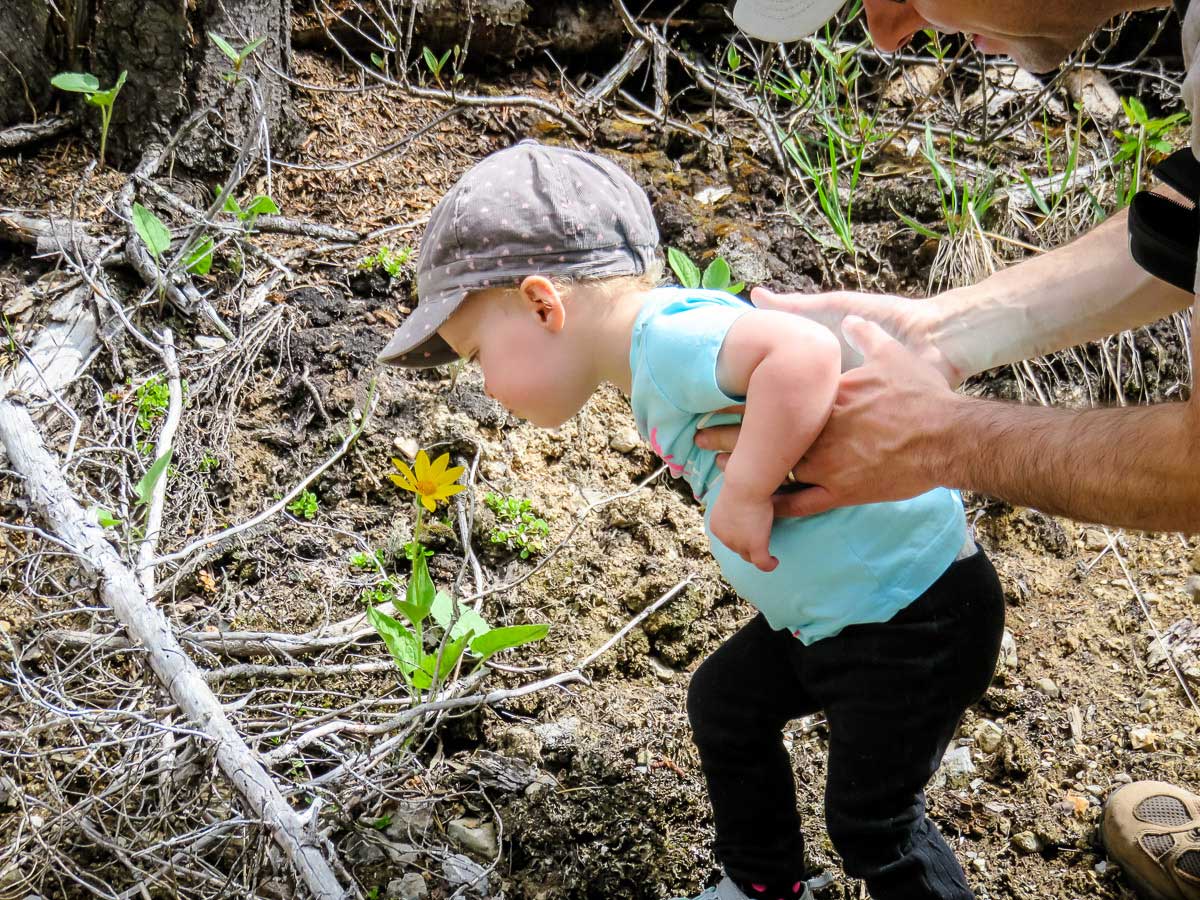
left=378, top=141, right=1005, bottom=900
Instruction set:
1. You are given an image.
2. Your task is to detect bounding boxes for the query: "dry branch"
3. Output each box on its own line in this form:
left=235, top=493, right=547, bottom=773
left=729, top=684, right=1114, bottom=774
left=0, top=114, right=77, bottom=150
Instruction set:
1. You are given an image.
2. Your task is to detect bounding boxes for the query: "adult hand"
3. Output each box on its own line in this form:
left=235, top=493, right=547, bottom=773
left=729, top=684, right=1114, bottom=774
left=747, top=286, right=961, bottom=384
left=696, top=316, right=963, bottom=518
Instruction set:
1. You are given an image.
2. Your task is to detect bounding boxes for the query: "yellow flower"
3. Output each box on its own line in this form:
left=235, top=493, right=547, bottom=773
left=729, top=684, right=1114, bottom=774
left=390, top=450, right=465, bottom=512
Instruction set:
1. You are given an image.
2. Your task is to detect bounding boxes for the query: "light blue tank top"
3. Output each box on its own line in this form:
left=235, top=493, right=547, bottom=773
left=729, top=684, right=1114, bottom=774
left=628, top=288, right=968, bottom=645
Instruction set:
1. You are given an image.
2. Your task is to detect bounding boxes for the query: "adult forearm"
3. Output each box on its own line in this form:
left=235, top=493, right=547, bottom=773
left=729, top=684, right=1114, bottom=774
left=932, top=210, right=1192, bottom=381
left=932, top=393, right=1200, bottom=531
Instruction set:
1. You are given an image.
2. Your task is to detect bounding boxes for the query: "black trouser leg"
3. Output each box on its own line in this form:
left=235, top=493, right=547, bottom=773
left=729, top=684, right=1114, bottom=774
left=687, top=613, right=819, bottom=886
left=805, top=551, right=1006, bottom=900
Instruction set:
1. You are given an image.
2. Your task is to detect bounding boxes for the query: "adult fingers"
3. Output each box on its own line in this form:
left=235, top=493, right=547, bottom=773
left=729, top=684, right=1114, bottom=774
left=772, top=484, right=839, bottom=518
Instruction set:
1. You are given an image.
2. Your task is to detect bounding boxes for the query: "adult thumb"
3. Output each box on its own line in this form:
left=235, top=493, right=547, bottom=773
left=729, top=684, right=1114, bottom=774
left=841, top=315, right=898, bottom=360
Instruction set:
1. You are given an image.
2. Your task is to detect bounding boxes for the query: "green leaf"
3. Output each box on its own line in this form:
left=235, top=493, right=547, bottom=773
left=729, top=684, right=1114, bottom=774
left=92, top=506, right=122, bottom=527
left=135, top=449, right=173, bottom=505
left=51, top=72, right=100, bottom=94
left=185, top=235, right=214, bottom=275
left=1019, top=170, right=1050, bottom=216
left=726, top=44, right=741, bottom=70
left=438, top=49, right=452, bottom=69
left=371, top=52, right=386, bottom=70
left=890, top=204, right=942, bottom=240
left=87, top=72, right=126, bottom=108
left=132, top=203, right=171, bottom=257
left=423, top=46, right=438, bottom=72
left=241, top=36, right=267, bottom=59
left=470, top=624, right=549, bottom=663
left=728, top=281, right=745, bottom=294
left=401, top=552, right=436, bottom=627
left=410, top=630, right=473, bottom=689
left=430, top=590, right=491, bottom=641
left=367, top=604, right=422, bottom=676
left=222, top=195, right=242, bottom=216
left=666, top=246, right=701, bottom=289
left=209, top=32, right=240, bottom=63
left=243, top=194, right=280, bottom=217
left=701, top=256, right=731, bottom=290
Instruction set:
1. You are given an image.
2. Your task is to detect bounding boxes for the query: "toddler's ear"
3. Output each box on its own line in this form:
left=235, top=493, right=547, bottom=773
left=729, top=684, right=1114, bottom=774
left=520, top=275, right=566, bottom=333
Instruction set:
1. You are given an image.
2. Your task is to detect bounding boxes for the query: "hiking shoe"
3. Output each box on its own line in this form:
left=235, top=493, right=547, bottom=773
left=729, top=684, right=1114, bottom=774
left=1102, top=780, right=1200, bottom=900
left=671, top=876, right=813, bottom=900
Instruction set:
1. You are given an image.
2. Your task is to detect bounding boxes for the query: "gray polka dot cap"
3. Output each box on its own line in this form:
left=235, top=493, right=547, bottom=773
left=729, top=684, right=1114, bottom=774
left=377, top=139, right=660, bottom=368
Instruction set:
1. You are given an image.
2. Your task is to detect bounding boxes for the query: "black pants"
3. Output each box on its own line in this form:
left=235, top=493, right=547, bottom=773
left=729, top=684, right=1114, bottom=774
left=687, top=550, right=1005, bottom=900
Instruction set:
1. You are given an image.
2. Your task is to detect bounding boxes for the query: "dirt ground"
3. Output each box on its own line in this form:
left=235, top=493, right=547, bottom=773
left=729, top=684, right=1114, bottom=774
left=2, top=47, right=1199, bottom=900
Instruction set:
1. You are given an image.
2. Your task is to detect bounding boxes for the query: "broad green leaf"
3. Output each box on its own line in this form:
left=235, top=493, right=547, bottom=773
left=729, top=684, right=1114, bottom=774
left=132, top=203, right=171, bottom=257
left=402, top=552, right=436, bottom=626
left=438, top=49, right=452, bottom=68
left=209, top=32, right=240, bottom=63
left=367, top=604, right=422, bottom=676
left=185, top=235, right=214, bottom=275
left=371, top=53, right=386, bottom=70
left=423, top=46, right=438, bottom=72
left=430, top=590, right=491, bottom=641
left=410, top=630, right=473, bottom=689
left=728, top=281, right=745, bottom=294
left=701, top=257, right=731, bottom=290
left=666, top=246, right=701, bottom=289
left=244, top=195, right=280, bottom=217
left=51, top=72, right=100, bottom=94
left=470, top=624, right=549, bottom=663
left=134, top=449, right=173, bottom=505
left=223, top=195, right=242, bottom=216
left=88, top=72, right=125, bottom=106
left=241, top=36, right=267, bottom=58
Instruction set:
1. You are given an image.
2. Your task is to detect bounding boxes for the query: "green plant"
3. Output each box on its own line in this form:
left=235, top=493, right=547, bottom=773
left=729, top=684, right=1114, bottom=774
left=1111, top=96, right=1188, bottom=207
left=357, top=245, right=412, bottom=278
left=350, top=548, right=387, bottom=570
left=365, top=541, right=549, bottom=696
left=785, top=129, right=864, bottom=255
left=51, top=70, right=127, bottom=167
left=287, top=490, right=319, bottom=520
left=484, top=493, right=549, bottom=559
left=422, top=46, right=453, bottom=86
left=198, top=451, right=221, bottom=474
left=666, top=248, right=745, bottom=294
left=223, top=193, right=280, bottom=231
left=210, top=32, right=267, bottom=83
left=185, top=236, right=215, bottom=276
left=132, top=203, right=172, bottom=298
left=134, top=450, right=173, bottom=505
left=892, top=124, right=997, bottom=241
left=134, top=376, right=171, bottom=432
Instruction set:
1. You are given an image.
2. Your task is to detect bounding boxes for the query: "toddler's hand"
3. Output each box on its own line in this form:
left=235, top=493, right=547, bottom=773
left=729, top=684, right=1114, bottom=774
left=709, top=486, right=778, bottom=573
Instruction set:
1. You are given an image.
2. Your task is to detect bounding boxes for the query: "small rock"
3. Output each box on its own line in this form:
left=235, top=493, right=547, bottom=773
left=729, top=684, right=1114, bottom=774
left=1113, top=773, right=1133, bottom=784
left=392, top=436, right=420, bottom=460
left=1129, top=726, right=1160, bottom=750
left=1085, top=784, right=1105, bottom=798
left=609, top=427, right=641, bottom=454
left=999, top=630, right=1018, bottom=671
left=524, top=772, right=558, bottom=800
left=935, top=745, right=975, bottom=789
left=973, top=719, right=1004, bottom=754
left=1095, top=860, right=1110, bottom=876
left=384, top=799, right=435, bottom=840
left=194, top=334, right=227, bottom=351
left=387, top=873, right=428, bottom=900
left=442, top=853, right=489, bottom=894
left=694, top=185, right=733, bottom=205
left=349, top=841, right=385, bottom=865
left=970, top=857, right=987, bottom=874
left=1186, top=575, right=1200, bottom=602
left=0, top=620, right=10, bottom=634
left=1012, top=831, right=1043, bottom=854
left=1035, top=677, right=1061, bottom=699
left=2, top=287, right=34, bottom=318
left=448, top=817, right=499, bottom=859
left=481, top=459, right=506, bottom=481
left=646, top=656, right=677, bottom=682
left=497, top=725, right=543, bottom=763
left=1062, top=69, right=1122, bottom=122
left=532, top=717, right=579, bottom=751
left=1082, top=528, right=1107, bottom=551
left=28, top=814, right=44, bottom=831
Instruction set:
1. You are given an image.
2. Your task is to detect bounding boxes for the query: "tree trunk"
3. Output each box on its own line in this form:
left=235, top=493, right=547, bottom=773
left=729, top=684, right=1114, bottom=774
left=0, top=0, right=300, bottom=171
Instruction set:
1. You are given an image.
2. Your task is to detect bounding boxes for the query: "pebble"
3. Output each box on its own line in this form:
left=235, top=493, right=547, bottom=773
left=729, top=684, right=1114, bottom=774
left=1113, top=772, right=1133, bottom=784
left=1095, top=860, right=1110, bottom=876
left=973, top=719, right=1004, bottom=754
left=999, top=630, right=1018, bottom=670
left=524, top=772, right=558, bottom=801
left=448, top=817, right=499, bottom=859
left=1085, top=784, right=1105, bottom=798
left=1186, top=575, right=1200, bottom=602
left=1035, top=677, right=1061, bottom=699
left=0, top=620, right=10, bottom=634
left=384, top=799, right=435, bottom=840
left=970, top=857, right=987, bottom=874
left=194, top=334, right=227, bottom=351
left=442, top=853, right=489, bottom=894
left=647, top=656, right=677, bottom=683
left=935, top=745, right=975, bottom=788
left=1011, top=831, right=1042, bottom=854
left=481, top=459, right=506, bottom=481
left=1082, top=528, right=1108, bottom=551
left=392, top=436, right=420, bottom=460
left=387, top=874, right=428, bottom=900
left=1129, top=726, right=1160, bottom=750
left=609, top=427, right=641, bottom=454
left=28, top=814, right=44, bottom=831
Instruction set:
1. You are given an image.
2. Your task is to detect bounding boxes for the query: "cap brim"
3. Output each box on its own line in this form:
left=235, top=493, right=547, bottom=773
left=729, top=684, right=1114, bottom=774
left=732, top=0, right=847, bottom=41
left=376, top=289, right=464, bottom=368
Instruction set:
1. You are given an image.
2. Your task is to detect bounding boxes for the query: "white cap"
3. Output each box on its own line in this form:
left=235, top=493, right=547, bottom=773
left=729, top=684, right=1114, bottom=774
left=731, top=0, right=848, bottom=41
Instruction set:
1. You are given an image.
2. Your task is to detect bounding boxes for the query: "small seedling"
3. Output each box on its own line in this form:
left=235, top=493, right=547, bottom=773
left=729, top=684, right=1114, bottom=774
left=134, top=376, right=171, bottom=432
left=132, top=203, right=172, bottom=297
left=422, top=46, right=453, bottom=86
left=198, top=451, right=220, bottom=474
left=185, top=236, right=215, bottom=276
left=666, top=248, right=745, bottom=294
left=287, top=490, right=319, bottom=520
left=134, top=450, right=173, bottom=505
left=350, top=548, right=387, bottom=570
left=357, top=245, right=412, bottom=278
left=91, top=506, right=123, bottom=528
left=1112, top=96, right=1188, bottom=205
left=726, top=44, right=743, bottom=71
left=223, top=193, right=280, bottom=231
left=51, top=70, right=127, bottom=167
left=484, top=493, right=550, bottom=559
left=210, top=32, right=267, bottom=83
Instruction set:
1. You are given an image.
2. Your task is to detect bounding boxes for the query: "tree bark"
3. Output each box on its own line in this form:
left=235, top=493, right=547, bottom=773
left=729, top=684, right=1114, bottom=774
left=0, top=0, right=53, bottom=127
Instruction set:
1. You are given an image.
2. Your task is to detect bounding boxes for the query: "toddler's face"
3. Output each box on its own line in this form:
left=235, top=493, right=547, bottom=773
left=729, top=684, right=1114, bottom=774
left=438, top=288, right=597, bottom=429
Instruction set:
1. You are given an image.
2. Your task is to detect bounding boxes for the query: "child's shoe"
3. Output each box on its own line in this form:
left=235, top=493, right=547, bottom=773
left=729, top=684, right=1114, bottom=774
left=672, top=876, right=813, bottom=900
